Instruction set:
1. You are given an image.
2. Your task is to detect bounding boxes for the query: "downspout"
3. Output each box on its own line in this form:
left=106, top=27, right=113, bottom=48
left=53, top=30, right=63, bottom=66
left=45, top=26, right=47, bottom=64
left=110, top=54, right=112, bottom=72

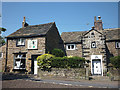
left=5, top=38, right=8, bottom=72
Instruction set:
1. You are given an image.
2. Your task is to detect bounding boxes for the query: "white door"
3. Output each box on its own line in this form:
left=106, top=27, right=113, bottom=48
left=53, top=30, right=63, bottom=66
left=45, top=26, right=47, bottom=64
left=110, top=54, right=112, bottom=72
left=34, top=59, right=37, bottom=75
left=93, top=61, right=101, bottom=74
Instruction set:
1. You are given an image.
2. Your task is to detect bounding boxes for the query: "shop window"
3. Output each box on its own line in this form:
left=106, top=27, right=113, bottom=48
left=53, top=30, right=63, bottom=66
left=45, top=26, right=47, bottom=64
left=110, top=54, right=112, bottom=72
left=14, top=54, right=26, bottom=69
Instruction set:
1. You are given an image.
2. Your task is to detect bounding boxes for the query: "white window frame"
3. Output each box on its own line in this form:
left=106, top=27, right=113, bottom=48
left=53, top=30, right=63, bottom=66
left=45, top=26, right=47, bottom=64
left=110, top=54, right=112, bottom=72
left=66, top=44, right=76, bottom=50
left=16, top=38, right=25, bottom=46
left=0, top=52, right=3, bottom=59
left=91, top=42, right=96, bottom=48
left=115, top=42, right=120, bottom=49
left=28, top=39, right=38, bottom=49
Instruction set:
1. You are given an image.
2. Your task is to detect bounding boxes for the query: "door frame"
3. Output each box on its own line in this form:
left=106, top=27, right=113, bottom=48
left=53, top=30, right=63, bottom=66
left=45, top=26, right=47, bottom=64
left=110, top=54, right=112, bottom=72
left=92, top=59, right=101, bottom=75
left=33, top=58, right=37, bottom=75
left=31, top=54, right=41, bottom=74
left=91, top=55, right=103, bottom=76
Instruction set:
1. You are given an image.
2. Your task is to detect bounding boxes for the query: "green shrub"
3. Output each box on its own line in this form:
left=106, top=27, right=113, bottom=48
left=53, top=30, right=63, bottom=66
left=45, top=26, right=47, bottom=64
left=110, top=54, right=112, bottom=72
left=68, top=56, right=85, bottom=68
left=51, top=56, right=85, bottom=68
left=107, top=72, right=110, bottom=76
left=110, top=56, right=120, bottom=69
left=51, top=48, right=65, bottom=57
left=37, top=54, right=55, bottom=71
left=51, top=56, right=68, bottom=68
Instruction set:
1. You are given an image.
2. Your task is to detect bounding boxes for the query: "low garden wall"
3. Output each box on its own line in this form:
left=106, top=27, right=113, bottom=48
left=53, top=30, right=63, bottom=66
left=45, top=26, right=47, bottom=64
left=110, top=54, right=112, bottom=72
left=108, top=69, right=120, bottom=81
left=38, top=68, right=87, bottom=80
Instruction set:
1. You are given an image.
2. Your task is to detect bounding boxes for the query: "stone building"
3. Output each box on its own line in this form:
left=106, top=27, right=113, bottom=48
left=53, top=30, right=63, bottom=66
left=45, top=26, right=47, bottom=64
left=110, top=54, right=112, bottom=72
left=0, top=44, right=6, bottom=72
left=61, top=16, right=120, bottom=76
left=1, top=16, right=120, bottom=76
left=0, top=29, right=2, bottom=47
left=2, top=17, right=63, bottom=74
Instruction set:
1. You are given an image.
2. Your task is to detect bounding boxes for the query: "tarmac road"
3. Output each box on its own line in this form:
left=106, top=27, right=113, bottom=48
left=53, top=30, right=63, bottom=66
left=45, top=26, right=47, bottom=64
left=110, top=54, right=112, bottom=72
left=2, top=72, right=120, bottom=89
left=2, top=78, right=119, bottom=89
left=29, top=78, right=119, bottom=88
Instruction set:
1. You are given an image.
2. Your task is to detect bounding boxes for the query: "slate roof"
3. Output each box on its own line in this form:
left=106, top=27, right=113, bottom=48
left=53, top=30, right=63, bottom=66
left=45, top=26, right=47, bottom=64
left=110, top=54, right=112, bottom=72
left=61, top=31, right=87, bottom=43
left=7, top=22, right=55, bottom=38
left=102, top=28, right=120, bottom=41
left=61, top=28, right=120, bottom=43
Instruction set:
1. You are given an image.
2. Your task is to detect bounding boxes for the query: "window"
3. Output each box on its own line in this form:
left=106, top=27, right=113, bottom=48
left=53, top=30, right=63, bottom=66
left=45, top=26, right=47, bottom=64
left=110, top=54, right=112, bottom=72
left=91, top=32, right=95, bottom=38
left=28, top=39, right=37, bottom=49
left=91, top=42, right=96, bottom=48
left=66, top=44, right=76, bottom=50
left=116, top=42, right=120, bottom=48
left=91, top=32, right=94, bottom=35
left=16, top=38, right=25, bottom=46
left=14, top=54, right=26, bottom=69
left=0, top=52, right=3, bottom=58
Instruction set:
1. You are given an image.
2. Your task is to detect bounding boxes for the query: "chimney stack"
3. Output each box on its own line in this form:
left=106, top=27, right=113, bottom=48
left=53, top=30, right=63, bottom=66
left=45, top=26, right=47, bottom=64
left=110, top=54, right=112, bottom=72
left=94, top=16, right=103, bottom=30
left=22, top=16, right=28, bottom=28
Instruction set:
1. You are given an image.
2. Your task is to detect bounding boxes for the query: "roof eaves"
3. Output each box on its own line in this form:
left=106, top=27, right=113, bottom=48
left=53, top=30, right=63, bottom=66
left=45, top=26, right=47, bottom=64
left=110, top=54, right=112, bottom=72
left=6, top=34, right=46, bottom=39
left=83, top=29, right=104, bottom=36
left=6, top=22, right=55, bottom=38
left=106, top=39, right=120, bottom=41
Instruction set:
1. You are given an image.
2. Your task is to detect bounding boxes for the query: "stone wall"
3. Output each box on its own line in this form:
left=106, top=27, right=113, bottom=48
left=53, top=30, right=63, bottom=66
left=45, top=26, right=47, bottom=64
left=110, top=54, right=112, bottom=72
left=82, top=30, right=106, bottom=61
left=65, top=43, right=82, bottom=57
left=0, top=45, right=6, bottom=72
left=46, top=23, right=64, bottom=53
left=108, top=69, right=120, bottom=81
left=5, top=24, right=63, bottom=73
left=38, top=68, right=86, bottom=79
left=106, top=41, right=120, bottom=63
left=6, top=37, right=46, bottom=73
left=82, top=30, right=107, bottom=74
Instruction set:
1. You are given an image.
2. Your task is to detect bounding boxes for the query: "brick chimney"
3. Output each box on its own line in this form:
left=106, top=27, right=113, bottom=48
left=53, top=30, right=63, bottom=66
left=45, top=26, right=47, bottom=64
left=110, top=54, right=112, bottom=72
left=22, top=16, right=28, bottom=28
left=94, top=16, right=103, bottom=30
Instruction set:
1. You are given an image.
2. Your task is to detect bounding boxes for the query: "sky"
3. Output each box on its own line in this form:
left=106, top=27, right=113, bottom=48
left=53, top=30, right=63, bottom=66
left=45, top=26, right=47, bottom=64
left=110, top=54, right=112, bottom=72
left=1, top=2, right=119, bottom=37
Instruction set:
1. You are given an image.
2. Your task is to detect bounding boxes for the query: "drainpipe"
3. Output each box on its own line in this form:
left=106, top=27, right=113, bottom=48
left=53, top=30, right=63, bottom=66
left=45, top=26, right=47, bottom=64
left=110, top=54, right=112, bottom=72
left=5, top=38, right=8, bottom=72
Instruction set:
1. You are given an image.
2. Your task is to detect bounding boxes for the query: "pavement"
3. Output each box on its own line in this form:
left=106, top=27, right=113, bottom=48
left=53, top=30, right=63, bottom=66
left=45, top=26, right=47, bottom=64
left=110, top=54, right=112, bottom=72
left=1, top=73, right=120, bottom=89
